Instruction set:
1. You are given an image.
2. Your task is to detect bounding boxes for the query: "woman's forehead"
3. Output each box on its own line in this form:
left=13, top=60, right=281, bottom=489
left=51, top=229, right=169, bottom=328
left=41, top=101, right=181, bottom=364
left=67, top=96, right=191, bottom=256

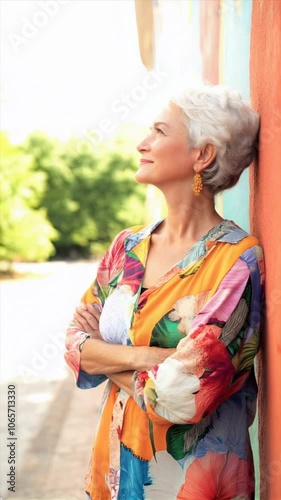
left=153, top=104, right=187, bottom=130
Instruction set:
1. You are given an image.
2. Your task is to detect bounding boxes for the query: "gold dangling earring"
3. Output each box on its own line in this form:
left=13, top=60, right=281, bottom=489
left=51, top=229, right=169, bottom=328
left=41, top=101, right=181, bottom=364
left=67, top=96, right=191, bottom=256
left=192, top=172, right=203, bottom=196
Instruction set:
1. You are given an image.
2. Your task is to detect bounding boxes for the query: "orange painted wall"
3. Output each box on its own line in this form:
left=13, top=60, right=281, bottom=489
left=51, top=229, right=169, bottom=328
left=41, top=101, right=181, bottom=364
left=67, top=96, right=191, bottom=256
left=250, top=1, right=281, bottom=498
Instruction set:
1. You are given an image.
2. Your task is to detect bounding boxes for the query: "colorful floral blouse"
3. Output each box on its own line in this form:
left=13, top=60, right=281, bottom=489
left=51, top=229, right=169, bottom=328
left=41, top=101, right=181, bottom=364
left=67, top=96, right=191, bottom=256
left=65, top=219, right=264, bottom=500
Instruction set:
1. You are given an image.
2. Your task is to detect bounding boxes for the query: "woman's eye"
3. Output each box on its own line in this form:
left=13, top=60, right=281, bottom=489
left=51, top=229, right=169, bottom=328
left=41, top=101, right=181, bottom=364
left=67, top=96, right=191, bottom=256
left=155, top=127, right=164, bottom=134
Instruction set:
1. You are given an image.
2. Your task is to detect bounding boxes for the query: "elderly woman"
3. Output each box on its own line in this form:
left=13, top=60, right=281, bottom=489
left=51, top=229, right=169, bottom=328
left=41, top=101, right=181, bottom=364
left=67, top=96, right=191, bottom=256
left=65, top=84, right=264, bottom=500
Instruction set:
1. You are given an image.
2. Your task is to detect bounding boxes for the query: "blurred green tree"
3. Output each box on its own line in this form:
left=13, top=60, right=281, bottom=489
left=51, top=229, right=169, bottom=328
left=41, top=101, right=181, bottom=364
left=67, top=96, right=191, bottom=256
left=23, top=133, right=146, bottom=258
left=0, top=132, right=57, bottom=263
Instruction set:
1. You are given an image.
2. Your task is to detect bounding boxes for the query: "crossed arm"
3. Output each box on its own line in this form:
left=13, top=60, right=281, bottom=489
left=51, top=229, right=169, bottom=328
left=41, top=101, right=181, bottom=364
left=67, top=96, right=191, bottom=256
left=66, top=252, right=263, bottom=426
left=73, top=303, right=175, bottom=395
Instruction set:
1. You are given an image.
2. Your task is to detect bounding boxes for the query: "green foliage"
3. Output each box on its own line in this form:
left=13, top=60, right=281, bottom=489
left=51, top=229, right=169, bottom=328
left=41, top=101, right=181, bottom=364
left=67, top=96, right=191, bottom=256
left=0, top=132, right=57, bottom=262
left=0, top=128, right=145, bottom=263
left=22, top=132, right=146, bottom=258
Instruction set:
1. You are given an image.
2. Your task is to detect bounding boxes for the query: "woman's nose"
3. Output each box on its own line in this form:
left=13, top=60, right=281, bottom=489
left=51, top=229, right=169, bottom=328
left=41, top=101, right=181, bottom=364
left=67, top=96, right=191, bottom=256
left=137, top=137, right=151, bottom=153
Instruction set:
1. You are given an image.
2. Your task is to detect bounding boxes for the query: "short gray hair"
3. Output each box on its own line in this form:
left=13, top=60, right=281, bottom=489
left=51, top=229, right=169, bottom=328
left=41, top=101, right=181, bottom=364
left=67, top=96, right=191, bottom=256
left=170, top=84, right=260, bottom=195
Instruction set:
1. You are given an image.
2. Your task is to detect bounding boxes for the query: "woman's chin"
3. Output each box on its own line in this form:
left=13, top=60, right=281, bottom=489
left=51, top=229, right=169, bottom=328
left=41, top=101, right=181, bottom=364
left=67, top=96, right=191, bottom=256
left=135, top=170, right=150, bottom=184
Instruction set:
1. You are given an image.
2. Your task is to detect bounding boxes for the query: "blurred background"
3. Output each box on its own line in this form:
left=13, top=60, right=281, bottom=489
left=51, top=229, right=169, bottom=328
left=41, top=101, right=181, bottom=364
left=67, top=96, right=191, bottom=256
left=1, top=1, right=280, bottom=499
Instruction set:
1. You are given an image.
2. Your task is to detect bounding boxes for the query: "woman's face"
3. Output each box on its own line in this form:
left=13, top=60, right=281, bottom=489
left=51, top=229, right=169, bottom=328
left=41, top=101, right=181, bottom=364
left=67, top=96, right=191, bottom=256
left=136, top=104, right=197, bottom=188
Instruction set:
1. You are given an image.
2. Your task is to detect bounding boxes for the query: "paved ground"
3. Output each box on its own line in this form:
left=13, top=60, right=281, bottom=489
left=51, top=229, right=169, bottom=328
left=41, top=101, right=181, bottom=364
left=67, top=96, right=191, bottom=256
left=0, top=261, right=105, bottom=500
left=1, top=377, right=106, bottom=500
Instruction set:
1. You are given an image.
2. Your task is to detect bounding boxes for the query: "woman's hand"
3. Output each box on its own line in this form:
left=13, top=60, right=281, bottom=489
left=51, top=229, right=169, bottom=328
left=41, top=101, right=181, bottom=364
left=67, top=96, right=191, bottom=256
left=74, top=303, right=103, bottom=340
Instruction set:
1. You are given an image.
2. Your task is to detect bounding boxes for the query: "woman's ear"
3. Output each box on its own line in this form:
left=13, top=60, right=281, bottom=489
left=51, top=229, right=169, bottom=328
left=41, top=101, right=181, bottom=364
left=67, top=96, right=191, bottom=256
left=194, top=144, right=217, bottom=172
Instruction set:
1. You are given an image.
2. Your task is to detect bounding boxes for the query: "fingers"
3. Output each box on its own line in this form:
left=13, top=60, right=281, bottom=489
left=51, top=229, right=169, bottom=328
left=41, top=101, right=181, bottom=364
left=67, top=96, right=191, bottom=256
left=74, top=309, right=97, bottom=325
left=78, top=302, right=101, bottom=320
left=73, top=302, right=102, bottom=337
left=86, top=302, right=102, bottom=319
left=73, top=311, right=92, bottom=332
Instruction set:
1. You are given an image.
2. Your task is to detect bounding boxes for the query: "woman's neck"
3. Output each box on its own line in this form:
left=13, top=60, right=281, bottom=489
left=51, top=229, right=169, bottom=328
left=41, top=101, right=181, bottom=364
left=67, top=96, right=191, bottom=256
left=156, top=189, right=224, bottom=244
